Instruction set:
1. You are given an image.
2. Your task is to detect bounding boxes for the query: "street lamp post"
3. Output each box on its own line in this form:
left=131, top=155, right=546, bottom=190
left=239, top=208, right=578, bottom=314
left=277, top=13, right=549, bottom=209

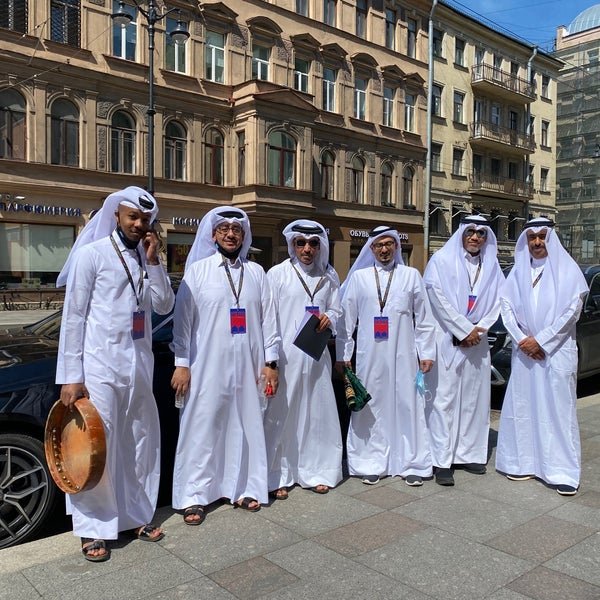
left=112, top=1, right=189, bottom=195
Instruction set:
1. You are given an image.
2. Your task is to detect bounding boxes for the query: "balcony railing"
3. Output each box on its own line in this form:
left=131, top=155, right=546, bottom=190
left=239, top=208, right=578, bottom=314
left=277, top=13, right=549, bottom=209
left=469, top=173, right=533, bottom=199
left=471, top=64, right=535, bottom=101
left=470, top=121, right=535, bottom=153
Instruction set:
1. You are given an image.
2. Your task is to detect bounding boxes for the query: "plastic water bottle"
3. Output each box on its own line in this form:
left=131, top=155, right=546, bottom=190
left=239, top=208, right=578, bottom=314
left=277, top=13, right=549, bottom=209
left=175, top=394, right=185, bottom=409
left=257, top=374, right=268, bottom=414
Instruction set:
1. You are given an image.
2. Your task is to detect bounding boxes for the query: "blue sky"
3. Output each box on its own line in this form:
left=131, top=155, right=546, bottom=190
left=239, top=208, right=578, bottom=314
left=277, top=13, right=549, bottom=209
left=444, top=0, right=597, bottom=51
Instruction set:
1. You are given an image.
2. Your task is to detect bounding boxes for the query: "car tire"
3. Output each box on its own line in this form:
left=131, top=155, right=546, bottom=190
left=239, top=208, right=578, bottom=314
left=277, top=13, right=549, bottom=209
left=0, top=433, right=59, bottom=549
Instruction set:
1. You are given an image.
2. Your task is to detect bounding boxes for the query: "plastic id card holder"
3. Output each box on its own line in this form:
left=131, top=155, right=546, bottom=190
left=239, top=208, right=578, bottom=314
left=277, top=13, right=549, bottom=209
left=374, top=316, right=389, bottom=340
left=230, top=308, right=247, bottom=334
left=467, top=294, right=477, bottom=314
left=305, top=306, right=320, bottom=316
left=132, top=310, right=145, bottom=340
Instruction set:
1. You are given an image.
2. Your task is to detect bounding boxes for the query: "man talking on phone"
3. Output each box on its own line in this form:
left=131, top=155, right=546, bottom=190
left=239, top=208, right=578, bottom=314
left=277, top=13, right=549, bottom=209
left=56, top=186, right=174, bottom=562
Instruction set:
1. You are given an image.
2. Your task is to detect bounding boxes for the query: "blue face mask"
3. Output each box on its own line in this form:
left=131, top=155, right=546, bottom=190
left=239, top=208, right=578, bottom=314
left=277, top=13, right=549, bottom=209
left=415, top=370, right=425, bottom=396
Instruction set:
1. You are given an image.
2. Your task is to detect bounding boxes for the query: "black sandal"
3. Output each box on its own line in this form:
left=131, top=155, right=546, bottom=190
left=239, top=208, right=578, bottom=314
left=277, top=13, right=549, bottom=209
left=183, top=505, right=206, bottom=526
left=233, top=497, right=261, bottom=512
left=310, top=485, right=330, bottom=494
left=81, top=538, right=111, bottom=562
left=135, top=524, right=165, bottom=542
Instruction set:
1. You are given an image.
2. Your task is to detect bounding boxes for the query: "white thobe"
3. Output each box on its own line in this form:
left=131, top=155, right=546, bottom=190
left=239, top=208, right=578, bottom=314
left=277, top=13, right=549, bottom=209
left=336, top=263, right=436, bottom=478
left=496, top=260, right=583, bottom=488
left=425, top=252, right=500, bottom=467
left=171, top=252, right=279, bottom=508
left=56, top=232, right=174, bottom=540
left=264, top=258, right=343, bottom=490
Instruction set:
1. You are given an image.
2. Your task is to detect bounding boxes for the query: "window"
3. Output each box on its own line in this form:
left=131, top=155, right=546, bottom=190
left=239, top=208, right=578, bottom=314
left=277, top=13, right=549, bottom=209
left=402, top=166, right=414, bottom=208
left=385, top=9, right=395, bottom=50
left=268, top=131, right=296, bottom=187
left=404, top=93, right=415, bottom=132
left=491, top=104, right=501, bottom=127
left=348, top=156, right=364, bottom=203
left=431, top=143, right=442, bottom=171
left=383, top=86, right=394, bottom=127
left=453, top=91, right=464, bottom=123
left=51, top=0, right=80, bottom=47
left=1, top=0, right=27, bottom=33
left=356, top=0, right=367, bottom=38
left=110, top=110, right=135, bottom=173
left=509, top=110, right=518, bottom=131
left=166, top=16, right=186, bottom=73
left=406, top=18, right=417, bottom=59
left=588, top=49, right=599, bottom=71
left=493, top=54, right=502, bottom=79
left=112, top=0, right=136, bottom=60
left=321, top=151, right=335, bottom=199
left=324, top=0, right=336, bottom=27
left=237, top=131, right=245, bottom=186
left=164, top=121, right=186, bottom=180
left=490, top=157, right=501, bottom=181
left=452, top=148, right=464, bottom=176
left=508, top=161, right=518, bottom=180
left=204, top=128, right=224, bottom=185
left=354, top=77, right=367, bottom=120
left=205, top=30, right=225, bottom=83
left=432, top=28, right=443, bottom=58
left=541, top=120, right=549, bottom=146
left=454, top=38, right=465, bottom=66
left=51, top=98, right=79, bottom=166
left=472, top=153, right=482, bottom=183
left=0, top=89, right=26, bottom=160
left=541, top=75, right=549, bottom=98
left=474, top=47, right=484, bottom=77
left=432, top=84, right=442, bottom=117
left=294, top=58, right=309, bottom=93
left=381, top=162, right=393, bottom=206
left=296, top=0, right=308, bottom=16
left=540, top=167, right=549, bottom=192
left=252, top=45, right=270, bottom=81
left=322, top=68, right=336, bottom=112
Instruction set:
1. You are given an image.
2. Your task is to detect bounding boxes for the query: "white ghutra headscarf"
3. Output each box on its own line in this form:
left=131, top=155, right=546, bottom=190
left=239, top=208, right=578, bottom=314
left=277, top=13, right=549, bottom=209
left=282, top=219, right=331, bottom=274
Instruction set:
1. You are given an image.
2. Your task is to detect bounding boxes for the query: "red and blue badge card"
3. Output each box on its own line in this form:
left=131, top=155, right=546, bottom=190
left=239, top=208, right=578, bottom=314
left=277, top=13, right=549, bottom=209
left=467, top=294, right=477, bottom=314
left=374, top=316, right=389, bottom=340
left=305, top=306, right=320, bottom=317
left=230, top=308, right=247, bottom=334
left=132, top=310, right=145, bottom=340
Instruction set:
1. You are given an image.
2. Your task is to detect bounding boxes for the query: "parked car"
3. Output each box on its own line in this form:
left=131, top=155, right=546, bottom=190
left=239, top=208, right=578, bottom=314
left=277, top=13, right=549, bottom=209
left=0, top=308, right=180, bottom=550
left=489, top=264, right=600, bottom=396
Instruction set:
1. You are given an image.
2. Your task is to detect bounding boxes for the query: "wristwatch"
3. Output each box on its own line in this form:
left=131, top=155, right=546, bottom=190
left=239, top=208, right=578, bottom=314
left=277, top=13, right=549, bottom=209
left=264, top=361, right=278, bottom=369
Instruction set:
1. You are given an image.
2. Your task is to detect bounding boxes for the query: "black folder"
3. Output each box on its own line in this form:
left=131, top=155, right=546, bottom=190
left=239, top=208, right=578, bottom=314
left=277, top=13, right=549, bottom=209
left=292, top=313, right=332, bottom=361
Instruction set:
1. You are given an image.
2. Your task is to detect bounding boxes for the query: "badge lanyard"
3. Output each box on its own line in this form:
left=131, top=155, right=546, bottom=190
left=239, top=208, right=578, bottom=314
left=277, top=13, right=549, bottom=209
left=374, top=265, right=394, bottom=315
left=223, top=257, right=246, bottom=335
left=373, top=265, right=394, bottom=340
left=291, top=261, right=326, bottom=315
left=466, top=256, right=482, bottom=315
left=223, top=256, right=244, bottom=307
left=532, top=269, right=544, bottom=288
left=110, top=234, right=144, bottom=308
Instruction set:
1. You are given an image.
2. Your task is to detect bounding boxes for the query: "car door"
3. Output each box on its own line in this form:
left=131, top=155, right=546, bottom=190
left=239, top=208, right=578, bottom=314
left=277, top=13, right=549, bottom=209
left=577, top=271, right=600, bottom=377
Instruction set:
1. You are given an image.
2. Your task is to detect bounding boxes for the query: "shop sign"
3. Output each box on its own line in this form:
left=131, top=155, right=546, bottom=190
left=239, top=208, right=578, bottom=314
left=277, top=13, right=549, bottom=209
left=172, top=216, right=202, bottom=227
left=350, top=229, right=408, bottom=241
left=0, top=199, right=81, bottom=217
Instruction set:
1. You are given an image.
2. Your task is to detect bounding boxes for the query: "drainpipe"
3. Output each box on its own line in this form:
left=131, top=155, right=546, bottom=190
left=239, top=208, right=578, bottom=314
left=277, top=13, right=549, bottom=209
left=424, top=0, right=439, bottom=265
left=525, top=45, right=538, bottom=221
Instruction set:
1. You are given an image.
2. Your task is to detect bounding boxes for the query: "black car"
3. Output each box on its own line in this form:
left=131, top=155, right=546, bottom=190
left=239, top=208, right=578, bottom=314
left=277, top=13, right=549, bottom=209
left=489, top=264, right=600, bottom=396
left=0, top=309, right=179, bottom=550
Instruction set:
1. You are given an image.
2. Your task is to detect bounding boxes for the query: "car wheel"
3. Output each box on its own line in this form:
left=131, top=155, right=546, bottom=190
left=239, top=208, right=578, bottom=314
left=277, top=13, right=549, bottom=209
left=0, top=433, right=59, bottom=549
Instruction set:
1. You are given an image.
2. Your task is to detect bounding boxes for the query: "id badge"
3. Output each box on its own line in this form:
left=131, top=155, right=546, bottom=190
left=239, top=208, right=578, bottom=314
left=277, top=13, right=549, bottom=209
left=467, top=294, right=477, bottom=314
left=132, top=310, right=145, bottom=340
left=306, top=305, right=320, bottom=317
left=374, top=316, right=389, bottom=340
left=230, top=308, right=247, bottom=334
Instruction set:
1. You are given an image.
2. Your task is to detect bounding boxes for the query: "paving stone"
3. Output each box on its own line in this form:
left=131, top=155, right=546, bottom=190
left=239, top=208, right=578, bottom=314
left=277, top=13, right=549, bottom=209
left=544, top=531, right=600, bottom=586
left=352, top=485, right=418, bottom=509
left=507, top=565, right=600, bottom=599
left=0, top=572, right=40, bottom=600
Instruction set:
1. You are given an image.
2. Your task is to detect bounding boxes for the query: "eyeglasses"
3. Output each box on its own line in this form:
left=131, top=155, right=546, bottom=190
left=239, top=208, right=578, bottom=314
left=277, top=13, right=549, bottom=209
left=215, top=224, right=243, bottom=235
left=372, top=241, right=396, bottom=250
left=295, top=239, right=320, bottom=248
left=464, top=228, right=487, bottom=239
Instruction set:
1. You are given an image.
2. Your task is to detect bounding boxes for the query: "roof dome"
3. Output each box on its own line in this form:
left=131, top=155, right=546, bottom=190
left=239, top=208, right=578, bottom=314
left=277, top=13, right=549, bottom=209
left=569, top=4, right=600, bottom=34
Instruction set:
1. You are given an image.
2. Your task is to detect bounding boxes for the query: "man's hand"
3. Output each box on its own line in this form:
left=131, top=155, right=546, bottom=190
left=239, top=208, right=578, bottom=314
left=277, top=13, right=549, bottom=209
left=459, top=326, right=486, bottom=347
left=60, top=383, right=88, bottom=407
left=142, top=227, right=160, bottom=266
left=518, top=336, right=545, bottom=360
left=261, top=366, right=279, bottom=396
left=316, top=313, right=331, bottom=333
left=335, top=360, right=351, bottom=375
left=420, top=360, right=434, bottom=374
left=171, top=366, right=191, bottom=397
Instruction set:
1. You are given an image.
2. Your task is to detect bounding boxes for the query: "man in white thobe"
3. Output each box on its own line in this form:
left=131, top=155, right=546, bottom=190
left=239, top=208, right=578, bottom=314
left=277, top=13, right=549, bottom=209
left=336, top=226, right=436, bottom=486
left=264, top=220, right=343, bottom=499
left=56, top=187, right=175, bottom=562
left=423, top=215, right=504, bottom=486
left=496, top=217, right=588, bottom=495
left=170, top=207, right=280, bottom=523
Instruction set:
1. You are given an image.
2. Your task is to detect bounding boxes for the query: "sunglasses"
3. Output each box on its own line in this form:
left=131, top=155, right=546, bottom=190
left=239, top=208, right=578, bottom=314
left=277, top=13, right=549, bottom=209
left=464, top=228, right=487, bottom=239
left=295, top=239, right=320, bottom=248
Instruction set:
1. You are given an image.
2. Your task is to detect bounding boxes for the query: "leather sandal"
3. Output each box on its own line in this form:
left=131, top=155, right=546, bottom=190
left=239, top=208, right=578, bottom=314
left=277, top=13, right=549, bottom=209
left=81, top=538, right=110, bottom=562
left=135, top=524, right=165, bottom=542
left=183, top=505, right=206, bottom=526
left=233, top=497, right=261, bottom=512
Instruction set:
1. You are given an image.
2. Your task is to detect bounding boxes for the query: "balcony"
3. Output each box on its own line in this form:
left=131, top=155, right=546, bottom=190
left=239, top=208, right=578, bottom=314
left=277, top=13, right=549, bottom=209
left=469, top=174, right=533, bottom=200
left=471, top=64, right=536, bottom=103
left=470, top=121, right=535, bottom=154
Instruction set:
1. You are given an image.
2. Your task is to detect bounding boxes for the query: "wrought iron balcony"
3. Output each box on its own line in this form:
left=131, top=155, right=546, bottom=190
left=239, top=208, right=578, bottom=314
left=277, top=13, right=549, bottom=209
left=471, top=64, right=536, bottom=103
left=469, top=173, right=533, bottom=199
left=470, top=121, right=535, bottom=154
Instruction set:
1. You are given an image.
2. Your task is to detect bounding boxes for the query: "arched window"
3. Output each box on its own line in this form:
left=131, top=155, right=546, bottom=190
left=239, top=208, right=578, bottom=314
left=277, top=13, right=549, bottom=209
left=268, top=131, right=296, bottom=187
left=164, top=121, right=186, bottom=180
left=51, top=98, right=79, bottom=166
left=402, top=166, right=414, bottom=208
left=110, top=110, right=135, bottom=173
left=381, top=162, right=393, bottom=206
left=348, top=155, right=364, bottom=203
left=204, top=128, right=224, bottom=185
left=321, top=151, right=335, bottom=200
left=0, top=89, right=26, bottom=160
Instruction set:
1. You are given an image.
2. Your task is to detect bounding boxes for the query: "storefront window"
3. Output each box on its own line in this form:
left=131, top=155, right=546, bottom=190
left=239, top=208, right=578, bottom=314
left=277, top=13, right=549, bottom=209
left=166, top=232, right=194, bottom=273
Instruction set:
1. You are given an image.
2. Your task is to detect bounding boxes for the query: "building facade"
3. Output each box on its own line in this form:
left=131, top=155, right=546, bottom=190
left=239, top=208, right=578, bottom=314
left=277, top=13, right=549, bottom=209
left=555, top=5, right=600, bottom=264
left=428, top=2, right=563, bottom=264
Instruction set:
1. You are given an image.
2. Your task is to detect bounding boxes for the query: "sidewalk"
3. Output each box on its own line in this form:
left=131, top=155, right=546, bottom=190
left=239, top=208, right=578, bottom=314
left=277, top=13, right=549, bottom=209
left=1, top=392, right=599, bottom=600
